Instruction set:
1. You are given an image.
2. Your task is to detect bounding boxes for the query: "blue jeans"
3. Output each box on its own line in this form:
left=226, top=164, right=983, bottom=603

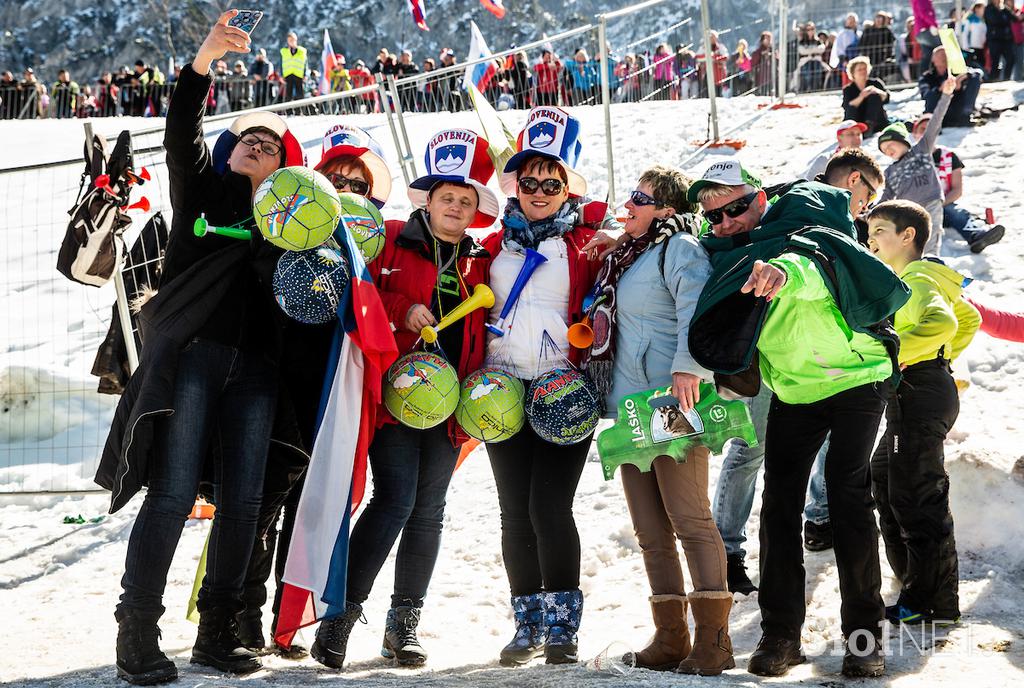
left=1014, top=43, right=1024, bottom=82
left=119, top=338, right=278, bottom=615
left=804, top=440, right=829, bottom=525
left=713, top=385, right=770, bottom=559
left=346, top=422, right=459, bottom=608
left=714, top=386, right=831, bottom=557
left=943, top=203, right=986, bottom=243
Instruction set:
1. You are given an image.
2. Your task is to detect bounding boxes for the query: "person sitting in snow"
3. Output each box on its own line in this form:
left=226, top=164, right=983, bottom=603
left=909, top=113, right=1005, bottom=253
left=802, top=119, right=869, bottom=182
left=919, top=46, right=984, bottom=127
left=866, top=200, right=980, bottom=627
left=97, top=11, right=304, bottom=685
left=877, top=73, right=957, bottom=255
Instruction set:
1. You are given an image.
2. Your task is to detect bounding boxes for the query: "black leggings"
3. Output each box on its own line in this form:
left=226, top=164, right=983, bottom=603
left=486, top=421, right=590, bottom=596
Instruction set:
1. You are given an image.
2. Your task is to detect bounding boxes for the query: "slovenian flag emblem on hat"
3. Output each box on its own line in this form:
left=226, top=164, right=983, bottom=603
left=501, top=106, right=587, bottom=196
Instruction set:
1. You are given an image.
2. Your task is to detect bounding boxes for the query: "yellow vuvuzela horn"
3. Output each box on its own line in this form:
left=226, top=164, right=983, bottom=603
left=421, top=284, right=495, bottom=344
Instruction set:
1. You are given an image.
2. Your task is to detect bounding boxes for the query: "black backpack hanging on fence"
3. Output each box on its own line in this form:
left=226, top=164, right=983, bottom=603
left=56, top=130, right=135, bottom=286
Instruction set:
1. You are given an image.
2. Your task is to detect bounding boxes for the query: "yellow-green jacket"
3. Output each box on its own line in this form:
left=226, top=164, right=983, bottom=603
left=280, top=46, right=308, bottom=78
left=896, top=260, right=981, bottom=367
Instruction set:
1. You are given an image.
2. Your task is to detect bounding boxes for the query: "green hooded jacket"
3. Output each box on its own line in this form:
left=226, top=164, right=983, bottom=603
left=689, top=181, right=911, bottom=404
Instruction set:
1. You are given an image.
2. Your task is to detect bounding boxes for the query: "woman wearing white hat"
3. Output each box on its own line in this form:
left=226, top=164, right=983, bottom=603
left=101, top=12, right=305, bottom=685
left=311, top=128, right=499, bottom=670
left=480, top=106, right=604, bottom=667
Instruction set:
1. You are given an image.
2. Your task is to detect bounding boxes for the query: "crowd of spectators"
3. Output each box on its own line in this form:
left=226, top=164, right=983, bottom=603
left=4, top=4, right=1021, bottom=121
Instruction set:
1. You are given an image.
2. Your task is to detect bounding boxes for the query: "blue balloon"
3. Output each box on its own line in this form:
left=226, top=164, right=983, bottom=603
left=272, top=241, right=351, bottom=324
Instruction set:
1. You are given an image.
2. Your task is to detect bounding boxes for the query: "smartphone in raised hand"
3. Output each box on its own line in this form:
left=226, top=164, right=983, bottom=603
left=228, top=9, right=264, bottom=35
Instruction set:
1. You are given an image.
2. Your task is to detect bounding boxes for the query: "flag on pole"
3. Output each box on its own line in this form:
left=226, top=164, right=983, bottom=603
left=409, top=0, right=429, bottom=31
left=321, top=28, right=339, bottom=95
left=466, top=81, right=516, bottom=172
left=274, top=223, right=398, bottom=649
left=480, top=0, right=506, bottom=19
left=464, top=21, right=499, bottom=92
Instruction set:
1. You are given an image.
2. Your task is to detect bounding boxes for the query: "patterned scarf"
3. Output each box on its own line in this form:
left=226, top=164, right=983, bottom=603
left=583, top=214, right=700, bottom=404
left=501, top=197, right=584, bottom=251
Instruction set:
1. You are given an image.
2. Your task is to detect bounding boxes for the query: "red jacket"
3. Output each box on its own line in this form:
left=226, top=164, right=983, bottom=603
left=371, top=212, right=492, bottom=445
left=964, top=295, right=1024, bottom=343
left=479, top=204, right=604, bottom=367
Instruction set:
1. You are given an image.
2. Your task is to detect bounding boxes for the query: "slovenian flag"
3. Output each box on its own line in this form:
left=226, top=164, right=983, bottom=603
left=274, top=224, right=398, bottom=648
left=320, top=29, right=339, bottom=96
left=409, top=0, right=429, bottom=31
left=464, top=21, right=498, bottom=92
left=480, top=0, right=506, bottom=19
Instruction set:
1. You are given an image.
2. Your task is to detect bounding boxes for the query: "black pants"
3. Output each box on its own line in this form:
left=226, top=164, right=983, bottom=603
left=871, top=361, right=960, bottom=617
left=759, top=381, right=888, bottom=641
left=988, top=40, right=1016, bottom=82
left=843, top=94, right=888, bottom=136
left=284, top=74, right=304, bottom=102
left=487, top=421, right=590, bottom=596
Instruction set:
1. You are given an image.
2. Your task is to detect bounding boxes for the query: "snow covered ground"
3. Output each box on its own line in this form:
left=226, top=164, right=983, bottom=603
left=2, top=84, right=1024, bottom=686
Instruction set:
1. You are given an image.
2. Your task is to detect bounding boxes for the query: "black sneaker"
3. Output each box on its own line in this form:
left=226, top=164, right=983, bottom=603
left=191, top=607, right=262, bottom=674
left=747, top=635, right=805, bottom=677
left=726, top=553, right=757, bottom=595
left=115, top=609, right=178, bottom=686
left=842, top=635, right=884, bottom=678
left=382, top=606, right=428, bottom=666
left=969, top=225, right=1005, bottom=253
left=803, top=519, right=833, bottom=552
left=310, top=602, right=364, bottom=670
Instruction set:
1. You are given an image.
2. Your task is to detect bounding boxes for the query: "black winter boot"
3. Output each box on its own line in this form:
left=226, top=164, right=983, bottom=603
left=234, top=610, right=266, bottom=653
left=382, top=606, right=428, bottom=666
left=726, top=554, right=757, bottom=595
left=310, top=602, right=364, bottom=670
left=115, top=608, right=177, bottom=685
left=191, top=607, right=262, bottom=674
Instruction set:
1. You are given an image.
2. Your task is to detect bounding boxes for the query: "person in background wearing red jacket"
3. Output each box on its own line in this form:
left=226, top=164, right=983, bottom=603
left=533, top=49, right=562, bottom=106
left=483, top=107, right=603, bottom=667
left=311, top=128, right=499, bottom=671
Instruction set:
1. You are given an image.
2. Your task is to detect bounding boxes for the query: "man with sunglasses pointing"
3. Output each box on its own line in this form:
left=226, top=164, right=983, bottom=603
left=687, top=160, right=910, bottom=679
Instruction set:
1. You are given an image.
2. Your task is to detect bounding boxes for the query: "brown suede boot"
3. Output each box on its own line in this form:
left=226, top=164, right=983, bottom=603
left=675, top=591, right=735, bottom=676
left=625, top=595, right=691, bottom=671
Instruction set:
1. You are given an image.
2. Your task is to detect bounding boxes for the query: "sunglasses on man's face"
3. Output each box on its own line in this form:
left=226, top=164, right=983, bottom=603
left=238, top=135, right=282, bottom=157
left=629, top=189, right=662, bottom=207
left=518, top=176, right=565, bottom=196
left=703, top=191, right=758, bottom=226
left=859, top=175, right=879, bottom=205
left=326, top=173, right=370, bottom=196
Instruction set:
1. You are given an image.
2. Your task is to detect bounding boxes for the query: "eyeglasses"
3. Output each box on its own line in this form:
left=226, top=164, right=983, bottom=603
left=629, top=189, right=663, bottom=207
left=702, top=191, right=758, bottom=225
left=518, top=176, right=565, bottom=196
left=325, top=173, right=370, bottom=196
left=859, top=175, right=879, bottom=205
left=238, top=135, right=282, bottom=157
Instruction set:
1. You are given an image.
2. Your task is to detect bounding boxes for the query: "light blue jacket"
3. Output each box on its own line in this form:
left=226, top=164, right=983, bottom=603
left=607, top=230, right=712, bottom=417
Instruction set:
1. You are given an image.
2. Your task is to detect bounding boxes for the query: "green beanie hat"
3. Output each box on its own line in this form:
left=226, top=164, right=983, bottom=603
left=877, top=122, right=911, bottom=150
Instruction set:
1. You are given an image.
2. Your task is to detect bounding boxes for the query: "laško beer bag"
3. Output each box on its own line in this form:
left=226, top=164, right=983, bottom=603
left=597, top=383, right=757, bottom=480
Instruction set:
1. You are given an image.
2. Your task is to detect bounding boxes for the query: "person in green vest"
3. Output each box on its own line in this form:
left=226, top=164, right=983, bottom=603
left=280, top=31, right=307, bottom=102
left=686, top=160, right=910, bottom=679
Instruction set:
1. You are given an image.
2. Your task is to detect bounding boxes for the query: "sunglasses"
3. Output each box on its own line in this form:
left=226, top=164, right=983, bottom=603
left=859, top=174, right=879, bottom=205
left=629, top=189, right=663, bottom=207
left=703, top=191, right=758, bottom=226
left=326, top=173, right=370, bottom=196
left=518, top=176, right=565, bottom=196
left=238, top=135, right=282, bottom=157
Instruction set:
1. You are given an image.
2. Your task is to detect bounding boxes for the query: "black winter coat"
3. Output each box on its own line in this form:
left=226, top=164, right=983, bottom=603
left=95, top=65, right=306, bottom=513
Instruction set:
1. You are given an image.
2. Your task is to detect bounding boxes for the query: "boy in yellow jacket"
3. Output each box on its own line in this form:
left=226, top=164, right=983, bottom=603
left=865, top=200, right=980, bottom=626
